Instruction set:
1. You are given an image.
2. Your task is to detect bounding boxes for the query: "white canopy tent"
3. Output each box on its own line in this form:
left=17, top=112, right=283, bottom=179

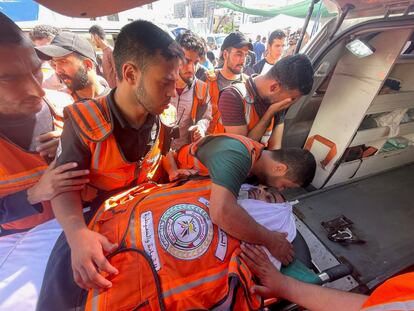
left=239, top=14, right=315, bottom=38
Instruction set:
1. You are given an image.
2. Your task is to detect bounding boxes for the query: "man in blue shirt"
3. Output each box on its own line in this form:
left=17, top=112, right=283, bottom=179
left=253, top=35, right=266, bottom=61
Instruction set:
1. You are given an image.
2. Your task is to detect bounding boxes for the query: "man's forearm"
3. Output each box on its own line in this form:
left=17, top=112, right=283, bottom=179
left=247, top=111, right=274, bottom=142
left=51, top=191, right=86, bottom=245
left=162, top=152, right=178, bottom=175
left=211, top=199, right=270, bottom=246
left=281, top=275, right=367, bottom=311
left=267, top=123, right=284, bottom=150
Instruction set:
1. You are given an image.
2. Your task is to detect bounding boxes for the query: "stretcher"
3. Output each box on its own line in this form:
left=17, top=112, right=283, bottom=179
left=0, top=186, right=350, bottom=311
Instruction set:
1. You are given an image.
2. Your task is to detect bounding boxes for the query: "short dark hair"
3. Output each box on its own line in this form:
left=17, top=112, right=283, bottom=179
left=176, top=30, right=205, bottom=57
left=270, top=148, right=316, bottom=187
left=113, top=20, right=184, bottom=80
left=89, top=25, right=106, bottom=40
left=266, top=54, right=314, bottom=95
left=73, top=53, right=95, bottom=69
left=268, top=30, right=286, bottom=45
left=0, top=12, right=28, bottom=45
left=29, top=24, right=60, bottom=42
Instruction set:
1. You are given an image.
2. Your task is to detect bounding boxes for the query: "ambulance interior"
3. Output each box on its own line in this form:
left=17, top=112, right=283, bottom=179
left=283, top=20, right=414, bottom=291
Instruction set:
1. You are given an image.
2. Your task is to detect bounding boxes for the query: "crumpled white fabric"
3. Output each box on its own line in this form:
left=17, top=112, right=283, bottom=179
left=373, top=108, right=408, bottom=137
left=238, top=198, right=297, bottom=270
left=0, top=219, right=62, bottom=311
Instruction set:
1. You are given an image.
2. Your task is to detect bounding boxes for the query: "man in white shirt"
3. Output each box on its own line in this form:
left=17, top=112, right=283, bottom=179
left=253, top=30, right=286, bottom=75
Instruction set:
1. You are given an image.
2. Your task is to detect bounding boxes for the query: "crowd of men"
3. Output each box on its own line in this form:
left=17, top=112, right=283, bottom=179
left=0, top=11, right=412, bottom=311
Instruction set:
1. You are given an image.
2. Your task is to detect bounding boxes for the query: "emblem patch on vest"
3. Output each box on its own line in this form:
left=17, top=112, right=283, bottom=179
left=158, top=203, right=213, bottom=260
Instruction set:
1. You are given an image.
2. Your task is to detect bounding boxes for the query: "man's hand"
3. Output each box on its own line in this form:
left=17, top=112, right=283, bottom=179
left=188, top=125, right=205, bottom=142
left=168, top=168, right=198, bottom=182
left=265, top=231, right=294, bottom=266
left=36, top=130, right=61, bottom=158
left=68, top=228, right=119, bottom=289
left=27, top=161, right=89, bottom=204
left=240, top=243, right=287, bottom=298
left=268, top=98, right=293, bottom=115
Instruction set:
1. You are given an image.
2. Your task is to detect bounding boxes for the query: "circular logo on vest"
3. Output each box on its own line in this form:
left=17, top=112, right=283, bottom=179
left=158, top=203, right=213, bottom=260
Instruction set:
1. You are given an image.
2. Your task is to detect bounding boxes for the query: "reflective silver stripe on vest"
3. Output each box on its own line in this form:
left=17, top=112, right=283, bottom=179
left=245, top=100, right=252, bottom=124
left=162, top=269, right=228, bottom=299
left=91, top=288, right=99, bottom=311
left=0, top=169, right=45, bottom=185
left=361, top=300, right=414, bottom=311
left=145, top=186, right=210, bottom=201
left=93, top=142, right=102, bottom=170
left=84, top=103, right=106, bottom=133
left=129, top=209, right=137, bottom=248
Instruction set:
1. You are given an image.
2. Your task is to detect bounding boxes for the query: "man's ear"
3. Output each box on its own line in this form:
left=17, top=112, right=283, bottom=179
left=122, top=62, right=140, bottom=86
left=273, top=162, right=288, bottom=176
left=270, top=80, right=282, bottom=93
left=222, top=49, right=229, bottom=60
left=83, top=58, right=94, bottom=71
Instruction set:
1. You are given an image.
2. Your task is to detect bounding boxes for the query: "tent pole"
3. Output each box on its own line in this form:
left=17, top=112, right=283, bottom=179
left=294, top=0, right=319, bottom=54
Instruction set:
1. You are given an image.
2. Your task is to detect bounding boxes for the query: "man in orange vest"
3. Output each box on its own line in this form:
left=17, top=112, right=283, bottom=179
left=175, top=133, right=316, bottom=266
left=50, top=20, right=183, bottom=290
left=241, top=243, right=414, bottom=311
left=217, top=54, right=314, bottom=149
left=201, top=32, right=252, bottom=133
left=163, top=30, right=211, bottom=181
left=0, top=13, right=89, bottom=235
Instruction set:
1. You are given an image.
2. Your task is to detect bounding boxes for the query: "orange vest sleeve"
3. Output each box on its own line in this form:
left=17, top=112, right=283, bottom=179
left=361, top=273, right=414, bottom=311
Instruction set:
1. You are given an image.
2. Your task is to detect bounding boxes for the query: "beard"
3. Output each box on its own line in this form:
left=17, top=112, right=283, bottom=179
left=225, top=56, right=243, bottom=74
left=59, top=65, right=90, bottom=92
left=134, top=78, right=158, bottom=115
left=228, top=65, right=243, bottom=75
left=179, top=71, right=194, bottom=87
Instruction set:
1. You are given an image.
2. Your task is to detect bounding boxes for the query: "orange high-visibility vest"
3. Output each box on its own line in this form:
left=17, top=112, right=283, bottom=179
left=64, top=97, right=166, bottom=201
left=0, top=94, right=67, bottom=230
left=205, top=70, right=220, bottom=134
left=189, top=79, right=209, bottom=126
left=361, top=273, right=414, bottom=311
left=213, top=82, right=274, bottom=144
left=0, top=137, right=53, bottom=230
left=175, top=133, right=264, bottom=176
left=84, top=179, right=263, bottom=311
left=205, top=70, right=248, bottom=134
